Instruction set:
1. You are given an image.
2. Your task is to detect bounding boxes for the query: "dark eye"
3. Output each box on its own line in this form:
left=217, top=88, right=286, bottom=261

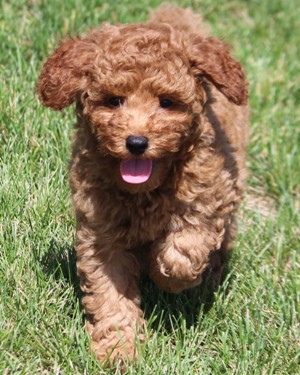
left=159, top=98, right=173, bottom=108
left=108, top=96, right=124, bottom=107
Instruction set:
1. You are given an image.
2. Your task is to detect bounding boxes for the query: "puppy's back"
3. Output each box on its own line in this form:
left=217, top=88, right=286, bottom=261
left=148, top=4, right=210, bottom=36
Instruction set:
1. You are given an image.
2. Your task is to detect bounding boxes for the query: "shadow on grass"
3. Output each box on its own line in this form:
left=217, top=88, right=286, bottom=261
left=40, top=238, right=82, bottom=302
left=40, top=239, right=232, bottom=331
left=140, top=258, right=232, bottom=333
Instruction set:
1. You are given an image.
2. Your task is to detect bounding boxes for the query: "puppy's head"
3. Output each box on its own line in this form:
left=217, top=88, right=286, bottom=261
left=38, top=23, right=247, bottom=193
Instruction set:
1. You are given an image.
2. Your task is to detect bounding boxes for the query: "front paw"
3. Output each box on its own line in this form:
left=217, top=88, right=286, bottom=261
left=149, top=239, right=209, bottom=293
left=88, top=322, right=144, bottom=365
left=92, top=336, right=137, bottom=365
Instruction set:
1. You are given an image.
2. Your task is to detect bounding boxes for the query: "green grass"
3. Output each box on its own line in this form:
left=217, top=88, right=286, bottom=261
left=0, top=0, right=299, bottom=374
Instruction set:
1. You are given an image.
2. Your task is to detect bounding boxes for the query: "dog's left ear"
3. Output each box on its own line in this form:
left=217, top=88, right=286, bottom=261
left=188, top=35, right=248, bottom=105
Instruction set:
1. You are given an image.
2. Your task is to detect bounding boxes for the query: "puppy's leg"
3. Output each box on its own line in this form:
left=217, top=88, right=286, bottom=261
left=148, top=223, right=225, bottom=293
left=76, top=231, right=144, bottom=363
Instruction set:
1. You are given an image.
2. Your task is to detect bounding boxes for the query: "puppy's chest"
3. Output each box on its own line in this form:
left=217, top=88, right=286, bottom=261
left=118, top=194, right=172, bottom=246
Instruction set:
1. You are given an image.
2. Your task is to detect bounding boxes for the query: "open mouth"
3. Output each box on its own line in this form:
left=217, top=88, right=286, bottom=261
left=120, top=159, right=153, bottom=184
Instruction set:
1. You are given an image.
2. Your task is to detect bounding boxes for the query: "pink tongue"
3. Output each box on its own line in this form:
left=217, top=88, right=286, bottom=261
left=120, top=159, right=153, bottom=184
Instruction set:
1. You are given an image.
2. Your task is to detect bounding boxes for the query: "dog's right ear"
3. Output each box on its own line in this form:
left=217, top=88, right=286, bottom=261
left=37, top=37, right=96, bottom=110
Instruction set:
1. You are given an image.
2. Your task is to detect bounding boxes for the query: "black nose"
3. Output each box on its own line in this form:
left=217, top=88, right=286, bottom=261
left=126, top=136, right=149, bottom=155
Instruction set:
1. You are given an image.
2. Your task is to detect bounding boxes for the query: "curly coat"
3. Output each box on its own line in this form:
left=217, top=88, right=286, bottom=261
left=38, top=5, right=249, bottom=363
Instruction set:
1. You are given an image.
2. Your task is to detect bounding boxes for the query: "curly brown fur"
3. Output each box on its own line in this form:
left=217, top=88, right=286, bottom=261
left=38, top=5, right=249, bottom=364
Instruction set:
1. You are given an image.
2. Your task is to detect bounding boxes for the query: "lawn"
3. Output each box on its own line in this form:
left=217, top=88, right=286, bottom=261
left=0, top=0, right=299, bottom=374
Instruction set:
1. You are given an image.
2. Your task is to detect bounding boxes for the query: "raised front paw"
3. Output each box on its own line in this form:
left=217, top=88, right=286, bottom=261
left=148, top=233, right=210, bottom=293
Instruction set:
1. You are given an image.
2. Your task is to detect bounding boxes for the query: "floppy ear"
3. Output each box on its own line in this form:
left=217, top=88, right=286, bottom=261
left=188, top=35, right=248, bottom=105
left=37, top=37, right=96, bottom=110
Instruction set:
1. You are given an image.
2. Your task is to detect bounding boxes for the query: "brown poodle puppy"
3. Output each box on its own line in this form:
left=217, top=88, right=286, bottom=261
left=38, top=5, right=249, bottom=363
